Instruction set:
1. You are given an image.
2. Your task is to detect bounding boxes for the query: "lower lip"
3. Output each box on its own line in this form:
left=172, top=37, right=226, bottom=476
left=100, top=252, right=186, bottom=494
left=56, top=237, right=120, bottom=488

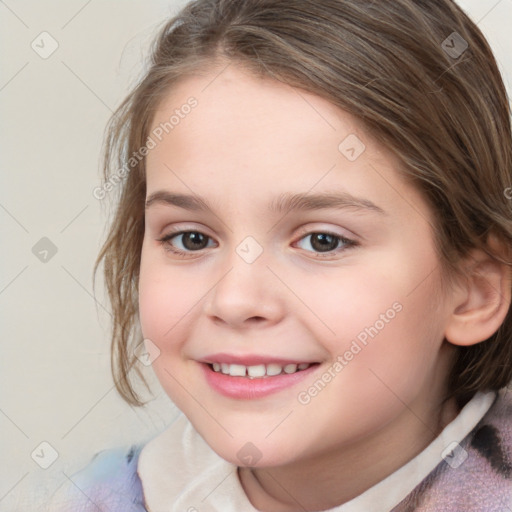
left=200, top=363, right=319, bottom=399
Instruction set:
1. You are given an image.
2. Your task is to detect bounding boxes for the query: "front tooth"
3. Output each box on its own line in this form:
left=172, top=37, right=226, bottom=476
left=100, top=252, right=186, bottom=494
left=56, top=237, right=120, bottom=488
left=266, top=363, right=283, bottom=376
left=284, top=364, right=298, bottom=374
left=247, top=364, right=266, bottom=378
left=229, top=364, right=247, bottom=377
left=221, top=363, right=230, bottom=374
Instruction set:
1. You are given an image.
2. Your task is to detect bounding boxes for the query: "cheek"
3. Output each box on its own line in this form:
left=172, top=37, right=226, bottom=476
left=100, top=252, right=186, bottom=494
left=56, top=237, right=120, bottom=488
left=300, top=261, right=405, bottom=348
left=335, top=287, right=444, bottom=410
left=138, top=270, right=166, bottom=340
left=138, top=252, right=197, bottom=405
left=303, top=246, right=444, bottom=374
left=138, top=250, right=191, bottom=345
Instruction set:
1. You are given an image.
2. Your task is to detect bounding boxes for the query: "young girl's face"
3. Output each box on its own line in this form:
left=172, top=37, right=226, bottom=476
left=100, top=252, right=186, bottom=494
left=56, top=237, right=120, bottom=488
left=139, top=65, right=459, bottom=469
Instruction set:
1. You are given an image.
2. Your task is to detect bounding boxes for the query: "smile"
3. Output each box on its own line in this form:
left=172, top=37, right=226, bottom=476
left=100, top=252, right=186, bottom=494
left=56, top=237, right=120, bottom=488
left=200, top=359, right=320, bottom=399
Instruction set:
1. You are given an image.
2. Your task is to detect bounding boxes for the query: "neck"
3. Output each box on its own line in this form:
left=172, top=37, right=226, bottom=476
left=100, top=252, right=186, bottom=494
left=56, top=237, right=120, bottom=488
left=238, top=395, right=460, bottom=511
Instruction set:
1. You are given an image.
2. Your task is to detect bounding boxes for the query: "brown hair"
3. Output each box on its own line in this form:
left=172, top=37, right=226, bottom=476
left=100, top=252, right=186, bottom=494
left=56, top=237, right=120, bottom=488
left=94, top=0, right=512, bottom=408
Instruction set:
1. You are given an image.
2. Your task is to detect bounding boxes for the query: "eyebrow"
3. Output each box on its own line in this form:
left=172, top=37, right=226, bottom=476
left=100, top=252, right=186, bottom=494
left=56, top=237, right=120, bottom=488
left=145, top=190, right=386, bottom=215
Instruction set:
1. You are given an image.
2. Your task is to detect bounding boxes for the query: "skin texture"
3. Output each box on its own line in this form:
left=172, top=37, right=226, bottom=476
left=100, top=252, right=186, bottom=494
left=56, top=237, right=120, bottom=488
left=138, top=65, right=508, bottom=510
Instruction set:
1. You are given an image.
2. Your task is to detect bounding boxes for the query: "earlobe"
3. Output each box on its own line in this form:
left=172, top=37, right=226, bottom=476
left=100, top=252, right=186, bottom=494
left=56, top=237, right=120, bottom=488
left=444, top=243, right=512, bottom=347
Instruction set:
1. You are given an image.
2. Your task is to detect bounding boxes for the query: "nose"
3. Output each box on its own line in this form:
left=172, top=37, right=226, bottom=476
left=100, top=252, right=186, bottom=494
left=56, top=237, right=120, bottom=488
left=202, top=247, right=286, bottom=329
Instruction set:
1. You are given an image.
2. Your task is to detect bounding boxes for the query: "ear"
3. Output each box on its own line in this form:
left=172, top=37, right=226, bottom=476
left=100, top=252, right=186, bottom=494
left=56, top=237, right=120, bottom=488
left=444, top=237, right=512, bottom=347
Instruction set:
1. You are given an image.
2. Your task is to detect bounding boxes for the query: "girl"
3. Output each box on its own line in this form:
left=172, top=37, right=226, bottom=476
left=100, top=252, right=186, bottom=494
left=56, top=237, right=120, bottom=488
left=50, top=0, right=512, bottom=510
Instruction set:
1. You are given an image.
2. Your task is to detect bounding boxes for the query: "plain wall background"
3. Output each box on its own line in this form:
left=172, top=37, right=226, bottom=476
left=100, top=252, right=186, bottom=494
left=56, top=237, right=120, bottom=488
left=1, top=1, right=511, bottom=510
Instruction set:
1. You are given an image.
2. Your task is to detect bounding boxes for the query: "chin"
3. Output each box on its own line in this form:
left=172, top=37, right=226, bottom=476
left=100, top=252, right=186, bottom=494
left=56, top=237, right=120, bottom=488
left=200, top=430, right=302, bottom=469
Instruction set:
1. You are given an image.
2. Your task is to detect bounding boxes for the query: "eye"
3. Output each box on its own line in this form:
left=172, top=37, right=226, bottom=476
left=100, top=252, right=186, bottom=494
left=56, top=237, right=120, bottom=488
left=157, top=230, right=216, bottom=257
left=294, top=231, right=358, bottom=256
left=157, top=229, right=358, bottom=258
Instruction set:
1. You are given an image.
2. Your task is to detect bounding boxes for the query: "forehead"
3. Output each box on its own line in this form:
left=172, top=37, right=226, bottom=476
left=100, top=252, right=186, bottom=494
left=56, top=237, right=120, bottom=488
left=144, top=66, right=431, bottom=227
left=148, top=65, right=363, bottom=159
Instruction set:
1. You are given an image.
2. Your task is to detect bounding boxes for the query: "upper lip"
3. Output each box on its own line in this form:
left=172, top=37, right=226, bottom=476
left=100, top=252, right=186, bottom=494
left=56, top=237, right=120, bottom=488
left=200, top=353, right=318, bottom=366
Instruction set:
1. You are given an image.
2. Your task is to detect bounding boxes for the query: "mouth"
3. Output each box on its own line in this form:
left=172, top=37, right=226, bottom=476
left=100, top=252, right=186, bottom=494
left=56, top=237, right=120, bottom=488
left=199, top=357, right=321, bottom=399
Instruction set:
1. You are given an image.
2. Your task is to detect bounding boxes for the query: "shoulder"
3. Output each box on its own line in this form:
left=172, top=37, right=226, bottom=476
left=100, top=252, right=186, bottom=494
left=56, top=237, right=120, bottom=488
left=394, top=388, right=512, bottom=511
left=47, top=444, right=146, bottom=512
left=469, top=388, right=512, bottom=479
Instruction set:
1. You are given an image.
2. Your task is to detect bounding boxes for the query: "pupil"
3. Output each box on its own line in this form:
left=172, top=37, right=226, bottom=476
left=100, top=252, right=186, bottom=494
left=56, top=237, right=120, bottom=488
left=184, top=232, right=207, bottom=250
left=311, top=233, right=338, bottom=252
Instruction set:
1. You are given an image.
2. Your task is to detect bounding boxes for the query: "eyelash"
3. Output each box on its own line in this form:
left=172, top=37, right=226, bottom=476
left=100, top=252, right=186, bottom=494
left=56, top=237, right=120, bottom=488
left=156, top=228, right=359, bottom=259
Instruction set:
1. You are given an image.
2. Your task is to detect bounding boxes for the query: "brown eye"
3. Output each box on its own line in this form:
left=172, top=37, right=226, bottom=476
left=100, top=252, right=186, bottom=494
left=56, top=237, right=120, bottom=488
left=309, top=233, right=340, bottom=252
left=295, top=231, right=357, bottom=256
left=179, top=232, right=209, bottom=250
left=158, top=230, right=215, bottom=256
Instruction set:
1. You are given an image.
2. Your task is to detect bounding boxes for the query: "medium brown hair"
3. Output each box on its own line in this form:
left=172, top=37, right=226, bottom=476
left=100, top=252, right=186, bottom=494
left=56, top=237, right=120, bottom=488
left=94, top=0, right=512, bottom=408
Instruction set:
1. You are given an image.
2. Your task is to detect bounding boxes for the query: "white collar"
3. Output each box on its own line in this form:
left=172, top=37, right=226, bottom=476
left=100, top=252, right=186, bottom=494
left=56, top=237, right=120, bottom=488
left=138, top=390, right=497, bottom=512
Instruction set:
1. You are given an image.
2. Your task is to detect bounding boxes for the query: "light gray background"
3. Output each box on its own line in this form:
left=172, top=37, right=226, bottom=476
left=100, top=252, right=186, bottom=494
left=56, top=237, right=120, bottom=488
left=1, top=1, right=511, bottom=510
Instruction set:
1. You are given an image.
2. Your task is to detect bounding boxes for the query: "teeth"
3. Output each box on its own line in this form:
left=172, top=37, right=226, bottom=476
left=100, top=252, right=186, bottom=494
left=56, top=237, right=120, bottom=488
left=229, top=364, right=246, bottom=377
left=210, top=362, right=312, bottom=378
left=266, top=363, right=283, bottom=376
left=247, top=364, right=266, bottom=378
left=284, top=364, right=297, bottom=374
